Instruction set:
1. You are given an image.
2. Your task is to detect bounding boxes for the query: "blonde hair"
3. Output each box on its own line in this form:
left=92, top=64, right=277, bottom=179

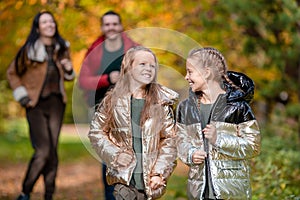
left=102, top=46, right=164, bottom=131
left=188, top=47, right=239, bottom=89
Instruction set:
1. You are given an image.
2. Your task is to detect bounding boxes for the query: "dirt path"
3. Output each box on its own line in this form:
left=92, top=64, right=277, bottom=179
left=0, top=157, right=103, bottom=200
left=0, top=124, right=189, bottom=200
left=0, top=159, right=188, bottom=200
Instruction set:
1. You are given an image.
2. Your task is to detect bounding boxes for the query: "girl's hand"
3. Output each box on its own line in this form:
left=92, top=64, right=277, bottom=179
left=60, top=58, right=72, bottom=71
left=116, top=152, right=133, bottom=167
left=203, top=124, right=217, bottom=145
left=192, top=150, right=207, bottom=164
left=150, top=175, right=165, bottom=190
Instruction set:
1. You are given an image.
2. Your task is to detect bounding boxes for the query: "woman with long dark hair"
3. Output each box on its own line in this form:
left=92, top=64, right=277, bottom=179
left=7, top=11, right=75, bottom=200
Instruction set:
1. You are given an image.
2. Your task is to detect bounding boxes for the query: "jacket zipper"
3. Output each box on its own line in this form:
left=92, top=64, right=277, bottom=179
left=194, top=94, right=222, bottom=198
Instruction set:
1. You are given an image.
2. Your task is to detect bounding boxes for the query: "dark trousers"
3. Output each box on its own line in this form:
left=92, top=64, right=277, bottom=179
left=102, top=164, right=115, bottom=200
left=22, top=95, right=65, bottom=197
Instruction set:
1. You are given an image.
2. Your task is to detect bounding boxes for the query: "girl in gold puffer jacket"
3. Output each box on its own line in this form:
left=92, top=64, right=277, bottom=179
left=89, top=46, right=179, bottom=200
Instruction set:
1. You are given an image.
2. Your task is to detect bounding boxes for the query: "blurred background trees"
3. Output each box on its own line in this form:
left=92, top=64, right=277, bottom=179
left=1, top=0, right=300, bottom=130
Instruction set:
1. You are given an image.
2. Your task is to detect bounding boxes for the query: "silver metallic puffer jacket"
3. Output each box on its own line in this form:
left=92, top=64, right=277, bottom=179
left=176, top=71, right=261, bottom=200
left=89, top=85, right=179, bottom=200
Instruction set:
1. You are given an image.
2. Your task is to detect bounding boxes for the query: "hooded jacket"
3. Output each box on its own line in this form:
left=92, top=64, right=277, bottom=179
left=89, top=85, right=179, bottom=199
left=176, top=71, right=261, bottom=200
left=7, top=39, right=75, bottom=107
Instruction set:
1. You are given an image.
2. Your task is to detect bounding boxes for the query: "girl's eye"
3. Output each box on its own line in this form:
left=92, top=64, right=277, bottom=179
left=139, top=63, right=155, bottom=68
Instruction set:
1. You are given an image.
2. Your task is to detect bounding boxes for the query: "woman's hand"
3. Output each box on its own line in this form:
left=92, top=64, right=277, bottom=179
left=19, top=96, right=33, bottom=108
left=60, top=58, right=72, bottom=71
left=116, top=152, right=133, bottom=167
left=192, top=150, right=207, bottom=164
left=150, top=175, right=165, bottom=190
left=203, top=124, right=217, bottom=145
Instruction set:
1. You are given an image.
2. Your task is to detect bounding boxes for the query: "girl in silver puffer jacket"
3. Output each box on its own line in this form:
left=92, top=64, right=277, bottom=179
left=176, top=47, right=261, bottom=200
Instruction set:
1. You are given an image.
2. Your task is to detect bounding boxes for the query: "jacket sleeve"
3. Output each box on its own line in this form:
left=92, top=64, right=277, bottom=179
left=61, top=44, right=75, bottom=81
left=151, top=105, right=177, bottom=180
left=7, top=58, right=29, bottom=102
left=176, top=101, right=204, bottom=166
left=88, top=99, right=122, bottom=166
left=213, top=103, right=261, bottom=159
left=78, top=45, right=110, bottom=90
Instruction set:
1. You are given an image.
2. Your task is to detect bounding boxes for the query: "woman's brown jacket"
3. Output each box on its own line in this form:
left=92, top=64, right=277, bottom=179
left=7, top=39, right=75, bottom=107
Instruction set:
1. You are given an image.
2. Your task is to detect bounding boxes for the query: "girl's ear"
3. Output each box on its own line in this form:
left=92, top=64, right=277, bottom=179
left=204, top=67, right=212, bottom=80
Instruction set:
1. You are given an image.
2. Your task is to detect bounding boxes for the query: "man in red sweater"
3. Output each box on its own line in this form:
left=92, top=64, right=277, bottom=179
left=79, top=10, right=137, bottom=108
left=78, top=10, right=137, bottom=200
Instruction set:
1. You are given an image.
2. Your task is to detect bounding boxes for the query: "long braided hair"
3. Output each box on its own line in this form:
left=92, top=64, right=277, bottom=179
left=187, top=47, right=243, bottom=157
left=187, top=47, right=240, bottom=91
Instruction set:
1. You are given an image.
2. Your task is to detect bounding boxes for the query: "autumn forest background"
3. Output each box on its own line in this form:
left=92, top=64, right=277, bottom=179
left=0, top=0, right=300, bottom=199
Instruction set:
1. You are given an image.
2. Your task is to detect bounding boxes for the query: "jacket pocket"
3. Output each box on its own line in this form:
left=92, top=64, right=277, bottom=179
left=214, top=160, right=248, bottom=179
left=213, top=160, right=251, bottom=199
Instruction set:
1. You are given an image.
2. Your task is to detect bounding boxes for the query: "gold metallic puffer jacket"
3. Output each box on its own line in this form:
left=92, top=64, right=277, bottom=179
left=176, top=71, right=261, bottom=200
left=89, top=85, right=179, bottom=199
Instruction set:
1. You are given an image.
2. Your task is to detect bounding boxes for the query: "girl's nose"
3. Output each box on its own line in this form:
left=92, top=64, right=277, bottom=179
left=185, top=74, right=189, bottom=80
left=145, top=64, right=152, bottom=70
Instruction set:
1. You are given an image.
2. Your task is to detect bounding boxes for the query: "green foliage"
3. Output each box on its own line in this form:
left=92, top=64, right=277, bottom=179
left=64, top=81, right=76, bottom=123
left=252, top=130, right=300, bottom=199
left=163, top=174, right=188, bottom=199
left=0, top=80, right=13, bottom=133
left=250, top=105, right=300, bottom=199
left=220, top=0, right=300, bottom=105
left=2, top=0, right=300, bottom=123
left=286, top=103, right=300, bottom=118
left=0, top=119, right=31, bottom=163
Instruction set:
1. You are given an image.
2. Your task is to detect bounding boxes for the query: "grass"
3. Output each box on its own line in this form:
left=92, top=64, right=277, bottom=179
left=163, top=174, right=188, bottom=199
left=1, top=118, right=300, bottom=199
left=0, top=119, right=91, bottom=165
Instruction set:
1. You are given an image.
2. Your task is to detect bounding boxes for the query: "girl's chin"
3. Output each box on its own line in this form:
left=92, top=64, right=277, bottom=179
left=190, top=87, right=197, bottom=92
left=190, top=87, right=201, bottom=93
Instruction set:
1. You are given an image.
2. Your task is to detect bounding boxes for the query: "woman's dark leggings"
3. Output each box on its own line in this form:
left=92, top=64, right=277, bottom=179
left=22, top=95, right=65, bottom=197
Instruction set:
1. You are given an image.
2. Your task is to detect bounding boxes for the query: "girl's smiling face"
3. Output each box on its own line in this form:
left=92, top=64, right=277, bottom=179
left=130, top=50, right=156, bottom=88
left=185, top=58, right=208, bottom=92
